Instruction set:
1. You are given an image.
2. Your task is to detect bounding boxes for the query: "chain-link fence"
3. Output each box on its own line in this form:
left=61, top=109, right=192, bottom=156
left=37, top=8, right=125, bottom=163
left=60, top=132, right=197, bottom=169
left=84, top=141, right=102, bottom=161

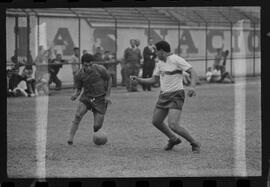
left=6, top=8, right=260, bottom=88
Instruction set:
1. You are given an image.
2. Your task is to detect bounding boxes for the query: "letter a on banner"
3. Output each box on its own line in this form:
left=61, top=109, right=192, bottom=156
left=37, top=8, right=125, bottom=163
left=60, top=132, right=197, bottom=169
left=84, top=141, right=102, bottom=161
left=53, top=28, right=75, bottom=56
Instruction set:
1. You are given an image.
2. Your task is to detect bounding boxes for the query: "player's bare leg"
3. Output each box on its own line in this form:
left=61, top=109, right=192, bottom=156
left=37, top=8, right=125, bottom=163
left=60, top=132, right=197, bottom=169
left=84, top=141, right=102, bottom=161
left=68, top=102, right=88, bottom=145
left=93, top=112, right=105, bottom=132
left=167, top=109, right=201, bottom=153
left=152, top=108, right=181, bottom=150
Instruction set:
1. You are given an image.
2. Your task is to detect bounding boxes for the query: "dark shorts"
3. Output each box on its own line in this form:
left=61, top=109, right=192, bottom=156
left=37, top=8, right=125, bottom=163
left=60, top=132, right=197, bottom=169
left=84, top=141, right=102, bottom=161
left=156, top=90, right=185, bottom=110
left=79, top=94, right=107, bottom=114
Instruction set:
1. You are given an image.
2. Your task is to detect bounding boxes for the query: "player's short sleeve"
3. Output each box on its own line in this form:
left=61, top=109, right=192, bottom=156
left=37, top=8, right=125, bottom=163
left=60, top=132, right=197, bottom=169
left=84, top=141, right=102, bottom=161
left=153, top=62, right=160, bottom=77
left=173, top=55, right=192, bottom=71
left=97, top=65, right=110, bottom=81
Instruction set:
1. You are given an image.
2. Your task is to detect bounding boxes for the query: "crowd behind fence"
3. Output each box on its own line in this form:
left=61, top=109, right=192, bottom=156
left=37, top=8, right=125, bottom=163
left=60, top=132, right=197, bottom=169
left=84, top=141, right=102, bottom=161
left=6, top=8, right=261, bottom=92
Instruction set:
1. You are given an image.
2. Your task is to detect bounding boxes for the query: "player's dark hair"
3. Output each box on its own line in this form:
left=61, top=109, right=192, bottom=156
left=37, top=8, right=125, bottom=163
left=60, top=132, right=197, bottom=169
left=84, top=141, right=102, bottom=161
left=81, top=53, right=94, bottom=64
left=73, top=47, right=79, bottom=51
left=155, top=41, right=171, bottom=53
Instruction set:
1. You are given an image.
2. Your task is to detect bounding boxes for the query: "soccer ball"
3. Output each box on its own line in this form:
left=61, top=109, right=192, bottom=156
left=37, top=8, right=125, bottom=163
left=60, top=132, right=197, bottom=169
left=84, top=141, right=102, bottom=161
left=93, top=131, right=108, bottom=145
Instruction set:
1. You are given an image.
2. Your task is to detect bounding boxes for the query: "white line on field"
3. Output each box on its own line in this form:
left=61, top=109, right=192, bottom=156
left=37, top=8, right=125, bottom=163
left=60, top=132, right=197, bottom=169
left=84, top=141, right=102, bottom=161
left=233, top=20, right=247, bottom=177
left=35, top=95, right=49, bottom=179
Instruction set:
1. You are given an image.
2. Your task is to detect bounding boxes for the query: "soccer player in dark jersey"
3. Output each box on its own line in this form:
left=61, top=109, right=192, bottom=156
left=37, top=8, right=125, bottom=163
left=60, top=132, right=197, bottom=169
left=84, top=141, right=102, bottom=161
left=67, top=53, right=112, bottom=145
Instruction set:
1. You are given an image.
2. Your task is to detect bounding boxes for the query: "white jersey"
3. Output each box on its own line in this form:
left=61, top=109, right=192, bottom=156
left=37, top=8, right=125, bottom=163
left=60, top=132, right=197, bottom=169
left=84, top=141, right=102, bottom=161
left=153, top=54, right=192, bottom=93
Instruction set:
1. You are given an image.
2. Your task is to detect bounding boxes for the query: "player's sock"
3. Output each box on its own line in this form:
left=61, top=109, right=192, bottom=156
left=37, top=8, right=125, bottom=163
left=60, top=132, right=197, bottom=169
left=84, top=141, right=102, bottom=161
left=164, top=137, right=182, bottom=151
left=68, top=123, right=79, bottom=145
left=152, top=122, right=178, bottom=141
left=169, top=125, right=197, bottom=145
left=191, top=142, right=201, bottom=153
left=67, top=140, right=73, bottom=145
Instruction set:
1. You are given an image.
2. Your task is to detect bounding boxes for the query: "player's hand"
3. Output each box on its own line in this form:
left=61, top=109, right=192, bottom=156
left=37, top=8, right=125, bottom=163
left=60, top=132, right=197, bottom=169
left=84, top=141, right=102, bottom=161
left=187, top=87, right=196, bottom=97
left=130, top=76, right=138, bottom=81
left=105, top=96, right=112, bottom=105
left=70, top=95, right=77, bottom=101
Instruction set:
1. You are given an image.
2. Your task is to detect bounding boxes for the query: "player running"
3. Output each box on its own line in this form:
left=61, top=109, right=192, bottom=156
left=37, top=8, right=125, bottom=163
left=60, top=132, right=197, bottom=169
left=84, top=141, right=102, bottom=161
left=67, top=53, right=112, bottom=145
left=131, top=41, right=201, bottom=153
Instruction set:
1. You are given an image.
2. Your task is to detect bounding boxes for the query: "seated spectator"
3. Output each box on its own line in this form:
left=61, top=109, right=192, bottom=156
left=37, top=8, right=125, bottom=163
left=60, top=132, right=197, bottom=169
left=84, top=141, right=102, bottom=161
left=206, top=67, right=214, bottom=82
left=49, top=53, right=66, bottom=90
left=7, top=68, right=28, bottom=97
left=213, top=48, right=223, bottom=70
left=22, top=65, right=36, bottom=97
left=206, top=66, right=234, bottom=83
left=7, top=69, right=13, bottom=97
left=218, top=65, right=234, bottom=83
left=206, top=67, right=221, bottom=83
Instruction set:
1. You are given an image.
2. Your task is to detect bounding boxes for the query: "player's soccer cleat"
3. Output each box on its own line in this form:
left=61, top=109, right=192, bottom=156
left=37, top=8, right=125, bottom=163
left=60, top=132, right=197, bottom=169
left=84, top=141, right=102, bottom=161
left=164, top=137, right=182, bottom=151
left=67, top=140, right=73, bottom=145
left=191, top=142, right=201, bottom=153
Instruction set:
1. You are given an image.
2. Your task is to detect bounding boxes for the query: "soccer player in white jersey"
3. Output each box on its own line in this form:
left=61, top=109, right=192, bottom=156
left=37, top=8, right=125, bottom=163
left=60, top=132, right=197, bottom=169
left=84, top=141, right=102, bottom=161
left=131, top=41, right=201, bottom=153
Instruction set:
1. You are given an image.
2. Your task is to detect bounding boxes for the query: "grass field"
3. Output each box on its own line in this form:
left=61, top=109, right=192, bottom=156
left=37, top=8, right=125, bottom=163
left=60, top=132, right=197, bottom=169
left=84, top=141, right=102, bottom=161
left=7, top=78, right=261, bottom=178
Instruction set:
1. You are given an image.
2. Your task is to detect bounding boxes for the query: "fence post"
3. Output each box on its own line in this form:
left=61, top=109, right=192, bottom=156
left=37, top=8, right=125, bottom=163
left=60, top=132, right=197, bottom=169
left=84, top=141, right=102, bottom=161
left=78, top=17, right=81, bottom=57
left=205, top=23, right=208, bottom=74
left=148, top=20, right=150, bottom=40
left=37, top=16, right=40, bottom=54
left=115, top=18, right=118, bottom=86
left=230, top=22, right=233, bottom=77
left=178, top=21, right=180, bottom=55
left=15, top=15, right=18, bottom=62
left=253, top=23, right=256, bottom=77
left=27, top=15, right=30, bottom=64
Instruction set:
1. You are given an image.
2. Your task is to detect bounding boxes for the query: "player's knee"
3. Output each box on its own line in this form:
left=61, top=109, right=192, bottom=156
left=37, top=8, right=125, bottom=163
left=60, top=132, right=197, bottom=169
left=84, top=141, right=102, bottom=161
left=73, top=114, right=83, bottom=124
left=152, top=120, right=161, bottom=127
left=168, top=121, right=178, bottom=130
left=93, top=125, right=101, bottom=132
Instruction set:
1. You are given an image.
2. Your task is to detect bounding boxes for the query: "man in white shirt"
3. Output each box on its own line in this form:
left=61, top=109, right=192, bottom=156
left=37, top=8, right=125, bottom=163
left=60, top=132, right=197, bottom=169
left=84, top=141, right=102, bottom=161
left=131, top=41, right=201, bottom=153
left=206, top=67, right=221, bottom=83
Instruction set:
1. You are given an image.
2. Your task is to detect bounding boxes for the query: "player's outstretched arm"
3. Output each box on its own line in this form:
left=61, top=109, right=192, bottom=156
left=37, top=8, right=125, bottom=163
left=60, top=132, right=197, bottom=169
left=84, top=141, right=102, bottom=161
left=186, top=68, right=197, bottom=88
left=134, top=75, right=159, bottom=85
left=186, top=68, right=197, bottom=97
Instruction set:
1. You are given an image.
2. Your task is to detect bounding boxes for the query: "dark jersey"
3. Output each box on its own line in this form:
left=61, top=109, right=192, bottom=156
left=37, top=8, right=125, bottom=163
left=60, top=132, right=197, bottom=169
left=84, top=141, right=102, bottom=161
left=124, top=47, right=142, bottom=65
left=49, top=59, right=64, bottom=75
left=76, top=64, right=110, bottom=98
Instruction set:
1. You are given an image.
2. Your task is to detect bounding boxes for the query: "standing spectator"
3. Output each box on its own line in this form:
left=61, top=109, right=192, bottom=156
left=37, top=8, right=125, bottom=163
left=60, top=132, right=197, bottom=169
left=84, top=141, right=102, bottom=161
left=142, top=38, right=156, bottom=91
left=70, top=47, right=81, bottom=89
left=124, top=39, right=142, bottom=92
left=82, top=50, right=87, bottom=55
left=213, top=48, right=223, bottom=70
left=34, top=48, right=50, bottom=96
left=49, top=53, right=66, bottom=90
left=94, top=47, right=103, bottom=61
left=120, top=58, right=126, bottom=86
left=103, top=51, right=117, bottom=87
